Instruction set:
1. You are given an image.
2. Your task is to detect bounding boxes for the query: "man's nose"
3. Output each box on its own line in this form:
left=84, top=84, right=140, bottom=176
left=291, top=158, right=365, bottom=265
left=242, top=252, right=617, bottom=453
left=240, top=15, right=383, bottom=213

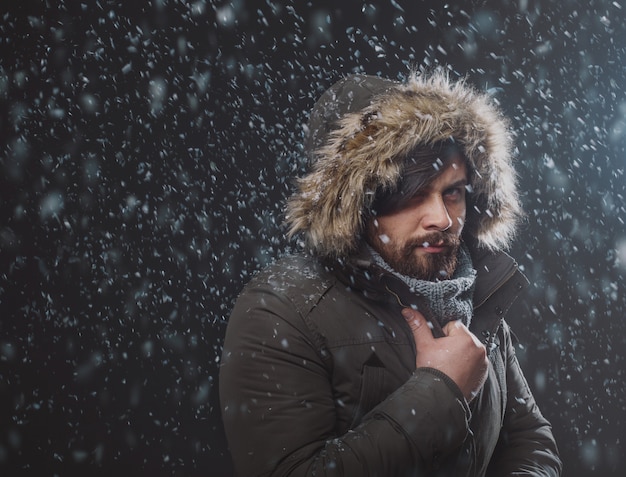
left=424, top=196, right=453, bottom=231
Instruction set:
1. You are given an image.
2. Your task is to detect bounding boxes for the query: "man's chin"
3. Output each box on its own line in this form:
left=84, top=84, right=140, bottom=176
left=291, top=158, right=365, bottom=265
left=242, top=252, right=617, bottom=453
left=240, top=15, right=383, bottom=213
left=373, top=242, right=459, bottom=281
left=406, top=250, right=457, bottom=281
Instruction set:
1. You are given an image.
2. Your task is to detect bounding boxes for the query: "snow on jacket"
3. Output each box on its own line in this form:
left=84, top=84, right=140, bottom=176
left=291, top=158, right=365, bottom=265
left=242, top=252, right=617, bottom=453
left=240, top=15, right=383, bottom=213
left=219, top=70, right=562, bottom=476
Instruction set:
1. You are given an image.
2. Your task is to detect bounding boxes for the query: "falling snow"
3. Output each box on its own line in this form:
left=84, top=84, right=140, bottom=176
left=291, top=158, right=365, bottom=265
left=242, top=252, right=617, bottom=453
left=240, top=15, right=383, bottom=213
left=1, top=1, right=625, bottom=476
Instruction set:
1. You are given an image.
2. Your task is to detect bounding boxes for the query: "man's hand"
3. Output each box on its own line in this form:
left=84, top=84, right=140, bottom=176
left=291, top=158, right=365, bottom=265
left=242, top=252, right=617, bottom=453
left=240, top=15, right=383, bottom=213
left=401, top=307, right=488, bottom=402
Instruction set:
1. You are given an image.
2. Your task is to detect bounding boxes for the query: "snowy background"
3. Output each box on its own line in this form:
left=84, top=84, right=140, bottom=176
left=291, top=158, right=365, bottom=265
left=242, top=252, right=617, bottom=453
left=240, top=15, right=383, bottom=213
left=1, top=0, right=625, bottom=475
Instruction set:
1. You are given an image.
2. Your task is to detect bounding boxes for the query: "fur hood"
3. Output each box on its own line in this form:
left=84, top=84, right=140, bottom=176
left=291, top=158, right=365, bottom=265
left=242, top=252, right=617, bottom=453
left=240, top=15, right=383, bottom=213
left=286, top=69, right=522, bottom=258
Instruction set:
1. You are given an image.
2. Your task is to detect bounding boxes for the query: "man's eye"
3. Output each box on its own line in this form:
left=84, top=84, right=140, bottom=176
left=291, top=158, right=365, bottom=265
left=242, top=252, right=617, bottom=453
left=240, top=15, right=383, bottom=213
left=444, top=188, right=464, bottom=199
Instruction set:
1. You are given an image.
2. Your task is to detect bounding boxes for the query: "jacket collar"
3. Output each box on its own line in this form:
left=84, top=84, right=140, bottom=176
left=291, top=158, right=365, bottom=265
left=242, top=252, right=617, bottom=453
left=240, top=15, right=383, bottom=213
left=470, top=244, right=522, bottom=308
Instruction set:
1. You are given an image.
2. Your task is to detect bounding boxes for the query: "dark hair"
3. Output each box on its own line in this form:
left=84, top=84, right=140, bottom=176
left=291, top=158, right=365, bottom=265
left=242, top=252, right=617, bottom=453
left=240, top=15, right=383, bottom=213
left=370, top=139, right=469, bottom=216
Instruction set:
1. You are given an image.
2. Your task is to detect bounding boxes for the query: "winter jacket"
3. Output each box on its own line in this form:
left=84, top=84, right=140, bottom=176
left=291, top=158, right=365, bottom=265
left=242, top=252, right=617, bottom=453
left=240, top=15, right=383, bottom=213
left=220, top=70, right=561, bottom=475
left=219, top=243, right=561, bottom=476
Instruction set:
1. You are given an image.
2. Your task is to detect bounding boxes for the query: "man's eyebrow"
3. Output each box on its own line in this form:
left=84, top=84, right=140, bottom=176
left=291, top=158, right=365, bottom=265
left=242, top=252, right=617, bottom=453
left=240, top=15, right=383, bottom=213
left=446, top=178, right=469, bottom=188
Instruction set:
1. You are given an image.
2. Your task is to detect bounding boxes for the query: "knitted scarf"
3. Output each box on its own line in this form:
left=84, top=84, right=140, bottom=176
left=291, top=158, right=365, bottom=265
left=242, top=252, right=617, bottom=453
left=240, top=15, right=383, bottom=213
left=370, top=242, right=477, bottom=328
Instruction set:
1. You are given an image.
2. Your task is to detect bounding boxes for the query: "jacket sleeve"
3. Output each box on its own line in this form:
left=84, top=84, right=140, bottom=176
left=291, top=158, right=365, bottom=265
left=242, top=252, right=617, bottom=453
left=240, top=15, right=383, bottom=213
left=486, top=321, right=562, bottom=476
left=219, top=284, right=471, bottom=477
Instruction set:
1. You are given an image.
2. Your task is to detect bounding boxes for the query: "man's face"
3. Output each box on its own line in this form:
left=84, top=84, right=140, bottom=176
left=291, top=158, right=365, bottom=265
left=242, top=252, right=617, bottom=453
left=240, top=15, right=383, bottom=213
left=366, top=157, right=468, bottom=281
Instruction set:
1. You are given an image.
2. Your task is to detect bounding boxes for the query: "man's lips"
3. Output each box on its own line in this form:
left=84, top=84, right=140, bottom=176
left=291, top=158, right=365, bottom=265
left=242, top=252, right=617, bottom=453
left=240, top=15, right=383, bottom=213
left=418, top=241, right=448, bottom=253
left=405, top=233, right=457, bottom=255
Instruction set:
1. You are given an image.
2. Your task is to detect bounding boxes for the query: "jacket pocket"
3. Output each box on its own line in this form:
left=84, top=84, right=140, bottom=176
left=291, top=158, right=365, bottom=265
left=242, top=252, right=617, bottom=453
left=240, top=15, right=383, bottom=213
left=350, top=363, right=388, bottom=428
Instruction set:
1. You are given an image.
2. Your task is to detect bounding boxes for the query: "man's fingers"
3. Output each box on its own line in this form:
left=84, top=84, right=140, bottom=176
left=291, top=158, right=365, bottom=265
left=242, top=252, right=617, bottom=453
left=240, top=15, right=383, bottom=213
left=443, top=319, right=466, bottom=336
left=444, top=320, right=484, bottom=346
left=401, top=308, right=434, bottom=343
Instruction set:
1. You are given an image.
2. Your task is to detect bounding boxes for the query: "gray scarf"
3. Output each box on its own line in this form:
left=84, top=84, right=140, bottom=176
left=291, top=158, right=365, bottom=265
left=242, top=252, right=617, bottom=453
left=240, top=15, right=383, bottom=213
left=370, top=243, right=477, bottom=328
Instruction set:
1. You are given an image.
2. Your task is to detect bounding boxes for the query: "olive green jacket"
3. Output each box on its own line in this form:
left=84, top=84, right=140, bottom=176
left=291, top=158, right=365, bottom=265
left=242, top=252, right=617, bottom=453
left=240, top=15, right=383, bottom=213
left=219, top=245, right=561, bottom=476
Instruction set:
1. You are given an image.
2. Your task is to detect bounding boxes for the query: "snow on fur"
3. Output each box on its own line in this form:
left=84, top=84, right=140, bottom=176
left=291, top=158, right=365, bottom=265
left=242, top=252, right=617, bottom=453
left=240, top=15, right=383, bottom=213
left=286, top=69, right=522, bottom=258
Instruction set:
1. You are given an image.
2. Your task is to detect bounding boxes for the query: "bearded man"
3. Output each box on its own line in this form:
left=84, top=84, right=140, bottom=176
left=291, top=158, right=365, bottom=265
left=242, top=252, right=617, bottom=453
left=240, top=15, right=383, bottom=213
left=219, top=70, right=562, bottom=476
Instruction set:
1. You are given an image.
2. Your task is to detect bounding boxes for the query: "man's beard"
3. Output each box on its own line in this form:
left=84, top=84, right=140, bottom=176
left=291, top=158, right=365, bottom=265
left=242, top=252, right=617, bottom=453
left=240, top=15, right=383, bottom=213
left=374, top=232, right=461, bottom=281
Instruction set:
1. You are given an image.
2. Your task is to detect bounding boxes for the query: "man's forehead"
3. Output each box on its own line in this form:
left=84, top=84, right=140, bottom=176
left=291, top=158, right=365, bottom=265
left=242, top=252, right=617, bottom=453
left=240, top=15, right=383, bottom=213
left=429, top=153, right=468, bottom=179
left=425, top=160, right=468, bottom=189
left=448, top=158, right=468, bottom=176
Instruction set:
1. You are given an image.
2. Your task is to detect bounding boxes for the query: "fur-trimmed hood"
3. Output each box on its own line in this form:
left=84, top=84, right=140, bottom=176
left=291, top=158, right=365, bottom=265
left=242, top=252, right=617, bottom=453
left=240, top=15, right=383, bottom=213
left=286, top=69, right=522, bottom=258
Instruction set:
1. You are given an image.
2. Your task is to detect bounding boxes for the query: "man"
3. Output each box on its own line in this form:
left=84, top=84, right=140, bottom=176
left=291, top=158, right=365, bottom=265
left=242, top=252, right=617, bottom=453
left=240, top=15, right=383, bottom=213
left=219, top=70, right=562, bottom=476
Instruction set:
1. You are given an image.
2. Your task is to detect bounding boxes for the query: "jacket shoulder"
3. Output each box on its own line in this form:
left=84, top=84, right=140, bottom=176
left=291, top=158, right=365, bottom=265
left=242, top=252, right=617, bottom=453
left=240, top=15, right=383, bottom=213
left=238, top=253, right=335, bottom=318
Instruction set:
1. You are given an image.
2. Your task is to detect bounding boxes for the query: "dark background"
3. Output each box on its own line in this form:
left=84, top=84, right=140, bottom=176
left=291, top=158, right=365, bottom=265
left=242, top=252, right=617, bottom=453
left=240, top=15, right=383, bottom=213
left=1, top=0, right=625, bottom=475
